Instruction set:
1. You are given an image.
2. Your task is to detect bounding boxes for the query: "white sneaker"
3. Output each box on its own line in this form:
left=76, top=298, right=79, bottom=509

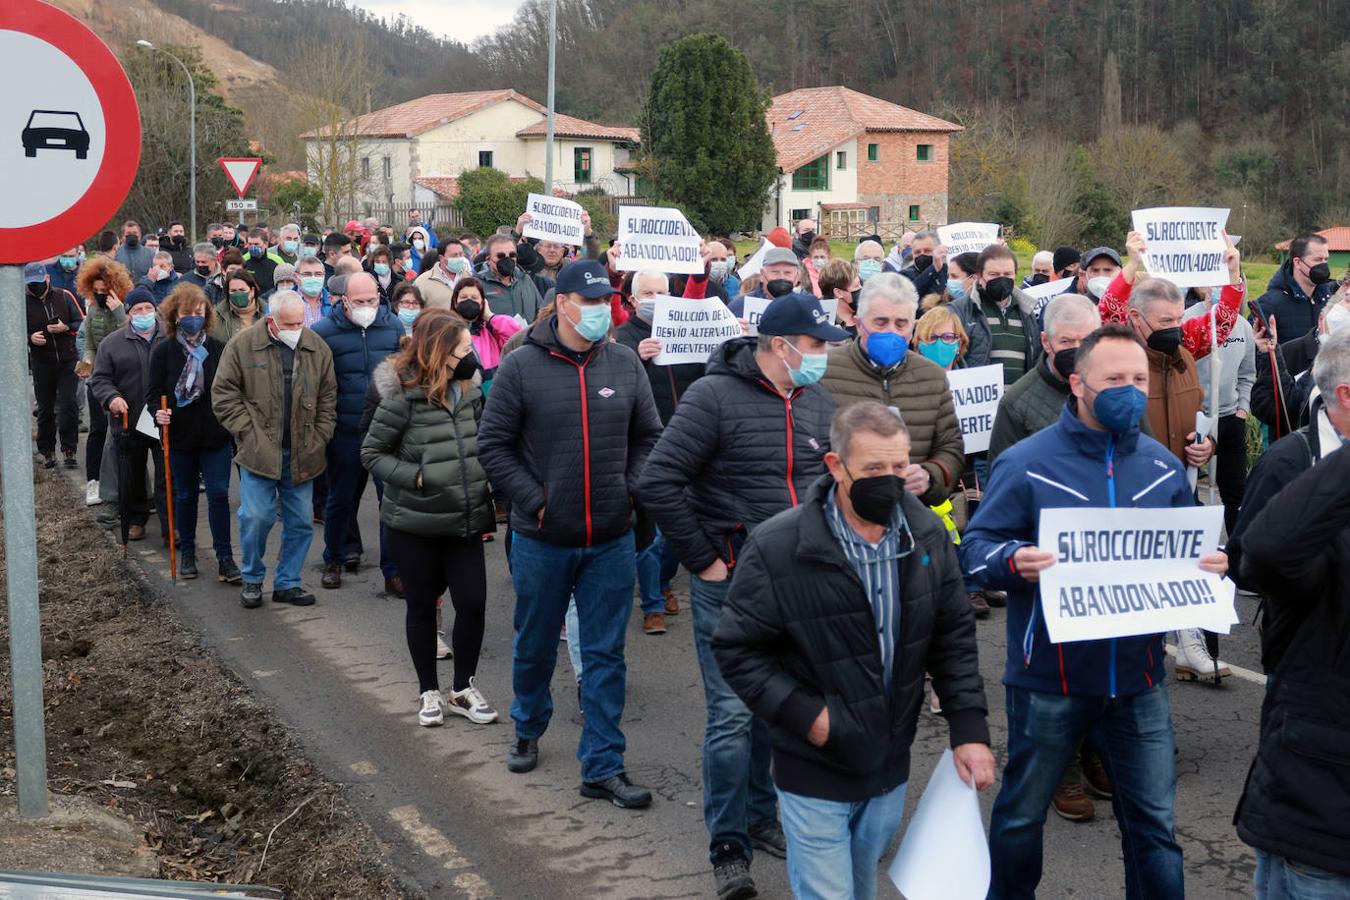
left=418, top=690, right=446, bottom=727
left=1174, top=629, right=1231, bottom=682
left=447, top=677, right=498, bottom=724
left=85, top=480, right=101, bottom=506
left=436, top=631, right=453, bottom=660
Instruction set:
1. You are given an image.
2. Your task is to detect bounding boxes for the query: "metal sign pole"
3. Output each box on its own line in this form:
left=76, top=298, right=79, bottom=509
left=0, top=264, right=50, bottom=818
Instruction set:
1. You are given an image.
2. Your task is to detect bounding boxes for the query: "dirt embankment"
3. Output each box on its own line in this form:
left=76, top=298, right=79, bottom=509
left=0, top=469, right=419, bottom=898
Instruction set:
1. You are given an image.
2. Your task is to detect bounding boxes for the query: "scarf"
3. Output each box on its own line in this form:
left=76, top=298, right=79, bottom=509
left=175, top=330, right=209, bottom=407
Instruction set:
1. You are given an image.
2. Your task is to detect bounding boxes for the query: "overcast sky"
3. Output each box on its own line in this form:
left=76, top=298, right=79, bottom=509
left=350, top=0, right=527, bottom=44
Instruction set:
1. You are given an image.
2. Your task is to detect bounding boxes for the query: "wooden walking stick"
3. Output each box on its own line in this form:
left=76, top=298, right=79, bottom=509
left=160, top=396, right=176, bottom=582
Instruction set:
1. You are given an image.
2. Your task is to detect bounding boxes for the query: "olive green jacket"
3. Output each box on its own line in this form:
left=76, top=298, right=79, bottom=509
left=211, top=320, right=337, bottom=483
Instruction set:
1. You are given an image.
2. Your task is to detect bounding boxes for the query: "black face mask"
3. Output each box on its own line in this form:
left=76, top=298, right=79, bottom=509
left=210, top=237, right=225, bottom=249
left=495, top=257, right=516, bottom=278
left=1052, top=347, right=1077, bottom=380
left=983, top=277, right=1014, bottom=304
left=848, top=472, right=904, bottom=526
left=94, top=292, right=109, bottom=307
left=1306, top=261, right=1332, bottom=285
left=1146, top=326, right=1183, bottom=356
left=194, top=264, right=212, bottom=277
left=452, top=351, right=480, bottom=381
left=849, top=287, right=861, bottom=307
left=124, top=234, right=140, bottom=248
left=1030, top=273, right=1050, bottom=286
left=799, top=230, right=816, bottom=246
left=27, top=284, right=46, bottom=298
left=912, top=254, right=933, bottom=272
left=168, top=235, right=185, bottom=248
left=455, top=299, right=482, bottom=321
left=766, top=278, right=794, bottom=298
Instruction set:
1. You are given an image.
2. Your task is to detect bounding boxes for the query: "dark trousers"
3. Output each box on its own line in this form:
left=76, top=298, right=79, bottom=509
left=32, top=359, right=78, bottom=457
left=386, top=528, right=487, bottom=694
left=86, top=383, right=106, bottom=480
left=323, top=431, right=393, bottom=576
left=171, top=444, right=233, bottom=561
left=126, top=432, right=170, bottom=536
left=1216, top=413, right=1249, bottom=536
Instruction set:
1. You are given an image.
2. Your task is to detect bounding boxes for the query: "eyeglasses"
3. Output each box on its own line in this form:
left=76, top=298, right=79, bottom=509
left=932, top=333, right=959, bottom=342
left=494, top=252, right=517, bottom=261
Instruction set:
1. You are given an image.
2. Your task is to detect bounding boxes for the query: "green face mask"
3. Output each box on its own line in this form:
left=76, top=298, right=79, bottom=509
left=228, top=290, right=252, bottom=309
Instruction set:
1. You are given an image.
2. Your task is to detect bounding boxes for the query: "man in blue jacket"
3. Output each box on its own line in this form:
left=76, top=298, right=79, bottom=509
left=961, top=324, right=1229, bottom=900
left=311, top=272, right=403, bottom=594
left=1257, top=233, right=1337, bottom=345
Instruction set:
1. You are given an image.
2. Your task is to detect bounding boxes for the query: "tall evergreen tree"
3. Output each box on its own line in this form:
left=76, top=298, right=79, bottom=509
left=641, top=34, right=777, bottom=234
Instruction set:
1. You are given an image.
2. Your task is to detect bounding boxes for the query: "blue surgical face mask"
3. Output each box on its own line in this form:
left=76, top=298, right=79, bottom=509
left=570, top=299, right=612, bottom=342
left=178, top=315, right=205, bottom=337
left=947, top=277, right=968, bottom=302
left=374, top=263, right=391, bottom=276
left=299, top=245, right=319, bottom=258
left=58, top=255, right=77, bottom=270
left=858, top=259, right=883, bottom=283
left=864, top=331, right=908, bottom=368
left=1087, top=383, right=1148, bottom=434
left=445, top=256, right=470, bottom=274
left=919, top=339, right=959, bottom=368
left=1209, top=286, right=1223, bottom=304
left=131, top=313, right=157, bottom=333
left=247, top=245, right=263, bottom=259
left=300, top=276, right=324, bottom=296
left=782, top=339, right=828, bottom=387
left=397, top=307, right=420, bottom=328
left=282, top=240, right=299, bottom=255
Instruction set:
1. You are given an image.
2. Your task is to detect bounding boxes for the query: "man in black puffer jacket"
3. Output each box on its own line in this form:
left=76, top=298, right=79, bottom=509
left=478, top=260, right=662, bottom=809
left=713, top=401, right=993, bottom=899
left=639, top=292, right=843, bottom=898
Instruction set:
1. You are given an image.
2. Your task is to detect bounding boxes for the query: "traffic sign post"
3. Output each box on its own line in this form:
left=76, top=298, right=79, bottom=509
left=1, top=0, right=142, bottom=819
left=218, top=157, right=261, bottom=225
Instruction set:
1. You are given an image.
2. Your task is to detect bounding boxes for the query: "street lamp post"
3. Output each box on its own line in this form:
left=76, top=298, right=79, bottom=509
left=543, top=0, right=556, bottom=193
left=137, top=40, right=196, bottom=240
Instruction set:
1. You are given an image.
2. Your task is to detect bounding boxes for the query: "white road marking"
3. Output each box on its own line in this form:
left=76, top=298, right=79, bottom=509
left=387, top=805, right=492, bottom=898
left=1164, top=643, right=1265, bottom=685
left=349, top=760, right=378, bottom=776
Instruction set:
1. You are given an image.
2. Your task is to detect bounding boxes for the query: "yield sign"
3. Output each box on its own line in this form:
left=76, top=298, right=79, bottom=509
left=218, top=157, right=261, bottom=198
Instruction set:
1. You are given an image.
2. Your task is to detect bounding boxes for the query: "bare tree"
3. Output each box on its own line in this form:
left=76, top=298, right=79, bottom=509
left=1022, top=139, right=1085, bottom=247
left=301, top=33, right=378, bottom=225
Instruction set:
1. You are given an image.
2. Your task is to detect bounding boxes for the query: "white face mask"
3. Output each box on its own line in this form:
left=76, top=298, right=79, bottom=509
left=1086, top=276, right=1112, bottom=300
left=349, top=305, right=377, bottom=328
left=278, top=328, right=302, bottom=349
left=1326, top=303, right=1350, bottom=336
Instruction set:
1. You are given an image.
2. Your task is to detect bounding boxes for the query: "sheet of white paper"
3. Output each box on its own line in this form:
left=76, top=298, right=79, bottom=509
left=1022, top=276, right=1075, bottom=301
left=946, top=365, right=1004, bottom=454
left=737, top=237, right=773, bottom=279
left=652, top=296, right=742, bottom=365
left=135, top=406, right=159, bottom=441
left=741, top=295, right=838, bottom=337
left=889, top=749, right=989, bottom=900
left=1130, top=206, right=1230, bottom=289
left=616, top=205, right=703, bottom=274
left=1187, top=411, right=1216, bottom=490
left=522, top=193, right=586, bottom=246
left=937, top=222, right=1001, bottom=256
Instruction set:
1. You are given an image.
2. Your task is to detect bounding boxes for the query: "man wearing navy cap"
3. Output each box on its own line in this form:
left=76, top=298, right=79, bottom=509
left=478, top=260, right=663, bottom=808
left=639, top=291, right=843, bottom=898
left=25, top=261, right=83, bottom=469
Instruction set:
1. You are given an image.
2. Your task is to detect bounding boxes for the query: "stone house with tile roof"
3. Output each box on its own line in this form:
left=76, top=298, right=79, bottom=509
left=760, top=86, right=962, bottom=238
left=302, top=90, right=641, bottom=211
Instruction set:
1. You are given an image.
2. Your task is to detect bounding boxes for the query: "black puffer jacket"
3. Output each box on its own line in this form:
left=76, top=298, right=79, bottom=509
left=638, top=337, right=834, bottom=575
left=713, top=476, right=989, bottom=802
left=1234, top=442, right=1350, bottom=878
left=613, top=314, right=705, bottom=425
left=478, top=319, right=662, bottom=548
left=360, top=360, right=494, bottom=539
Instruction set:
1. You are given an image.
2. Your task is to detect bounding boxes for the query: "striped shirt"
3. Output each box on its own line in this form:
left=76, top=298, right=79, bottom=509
left=983, top=298, right=1027, bottom=385
left=825, top=486, right=903, bottom=691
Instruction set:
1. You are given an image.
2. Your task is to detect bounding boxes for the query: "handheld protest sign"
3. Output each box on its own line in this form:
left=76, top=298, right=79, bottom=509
left=937, top=222, right=1000, bottom=257
left=1130, top=207, right=1230, bottom=289
left=651, top=296, right=741, bottom=365
left=1036, top=505, right=1238, bottom=644
left=523, top=193, right=586, bottom=246
left=946, top=365, right=1004, bottom=453
left=616, top=205, right=703, bottom=275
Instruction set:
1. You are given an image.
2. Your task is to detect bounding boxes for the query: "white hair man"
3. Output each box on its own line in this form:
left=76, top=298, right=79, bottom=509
left=269, top=223, right=302, bottom=266
left=1023, top=251, right=1054, bottom=288
left=854, top=239, right=886, bottom=287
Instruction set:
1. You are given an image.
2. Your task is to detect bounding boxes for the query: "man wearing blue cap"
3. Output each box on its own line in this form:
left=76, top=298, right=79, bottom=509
left=478, top=260, right=663, bottom=808
left=25, top=262, right=84, bottom=469
left=639, top=291, right=843, bottom=898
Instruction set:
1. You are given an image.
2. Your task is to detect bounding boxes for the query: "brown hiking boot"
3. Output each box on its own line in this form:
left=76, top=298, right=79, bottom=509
left=495, top=501, right=510, bottom=524
left=643, top=612, right=667, bottom=635
left=1051, top=777, right=1095, bottom=821
left=968, top=592, right=992, bottom=619
left=663, top=588, right=680, bottom=616
left=128, top=524, right=146, bottom=541
left=321, top=562, right=342, bottom=589
left=1083, top=752, right=1113, bottom=799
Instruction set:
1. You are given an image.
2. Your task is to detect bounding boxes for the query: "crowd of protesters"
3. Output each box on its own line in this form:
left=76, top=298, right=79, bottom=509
left=24, top=206, right=1350, bottom=900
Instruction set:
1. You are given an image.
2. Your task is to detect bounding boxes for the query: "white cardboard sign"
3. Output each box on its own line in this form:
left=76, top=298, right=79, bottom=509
left=889, top=749, right=990, bottom=900
left=523, top=193, right=585, bottom=246
left=616, top=205, right=703, bottom=275
left=938, top=222, right=1000, bottom=256
left=1022, top=276, right=1075, bottom=302
left=651, top=296, right=741, bottom=365
left=1036, top=505, right=1238, bottom=643
left=946, top=364, right=1004, bottom=453
left=741, top=296, right=837, bottom=336
left=1130, top=206, right=1230, bottom=289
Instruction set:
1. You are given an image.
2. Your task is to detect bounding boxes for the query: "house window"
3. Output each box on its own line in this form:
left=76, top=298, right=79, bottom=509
left=868, top=206, right=881, bottom=223
left=836, top=150, right=847, bottom=170
left=360, top=156, right=370, bottom=178
left=908, top=204, right=921, bottom=221
left=574, top=147, right=592, bottom=184
left=917, top=144, right=933, bottom=162
left=478, top=150, right=493, bottom=168
left=791, top=154, right=829, bottom=191
left=867, top=143, right=878, bottom=162
left=791, top=208, right=811, bottom=222
left=382, top=156, right=391, bottom=179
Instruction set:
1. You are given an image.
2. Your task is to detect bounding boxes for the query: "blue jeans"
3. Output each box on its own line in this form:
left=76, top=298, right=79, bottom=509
left=635, top=530, right=665, bottom=614
left=171, top=444, right=233, bottom=562
left=776, top=781, right=908, bottom=900
left=238, top=450, right=315, bottom=591
left=690, top=574, right=777, bottom=861
left=989, top=683, right=1182, bottom=900
left=510, top=530, right=636, bottom=782
left=323, top=430, right=394, bottom=577
left=1256, top=851, right=1350, bottom=899
left=659, top=530, right=680, bottom=592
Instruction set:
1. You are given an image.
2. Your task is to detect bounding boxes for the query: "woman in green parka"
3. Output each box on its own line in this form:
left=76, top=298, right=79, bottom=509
left=360, top=309, right=498, bottom=729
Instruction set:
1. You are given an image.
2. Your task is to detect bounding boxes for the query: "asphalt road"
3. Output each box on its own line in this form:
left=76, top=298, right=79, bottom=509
left=60, top=457, right=1264, bottom=899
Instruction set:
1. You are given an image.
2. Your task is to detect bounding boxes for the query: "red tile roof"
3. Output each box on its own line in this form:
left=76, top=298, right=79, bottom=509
left=413, top=177, right=460, bottom=200
left=516, top=113, right=640, bottom=143
left=301, top=90, right=547, bottom=140
left=767, top=86, right=962, bottom=172
left=1275, top=226, right=1350, bottom=252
